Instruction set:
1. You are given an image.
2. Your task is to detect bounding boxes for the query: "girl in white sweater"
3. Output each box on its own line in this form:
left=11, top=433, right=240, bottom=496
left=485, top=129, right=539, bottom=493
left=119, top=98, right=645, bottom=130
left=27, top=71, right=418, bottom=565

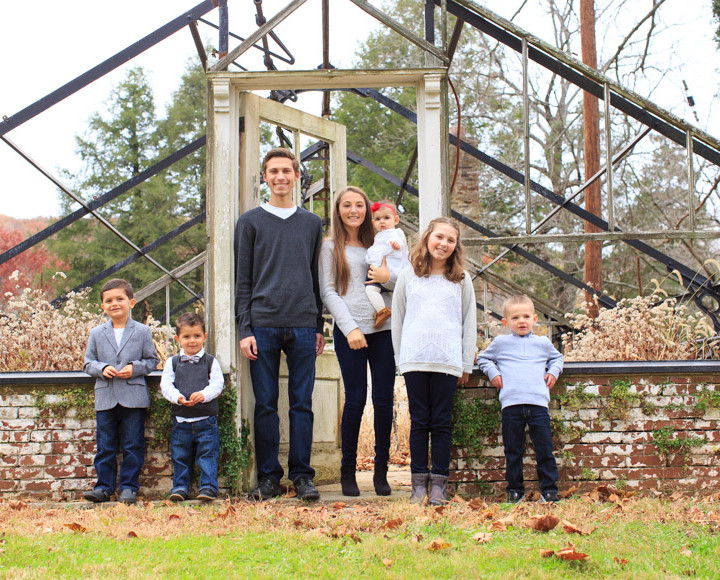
left=391, top=217, right=477, bottom=505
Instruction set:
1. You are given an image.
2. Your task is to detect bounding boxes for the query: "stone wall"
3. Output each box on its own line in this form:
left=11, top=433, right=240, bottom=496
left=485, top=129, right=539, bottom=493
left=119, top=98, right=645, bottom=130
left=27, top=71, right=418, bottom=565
left=451, top=362, right=720, bottom=497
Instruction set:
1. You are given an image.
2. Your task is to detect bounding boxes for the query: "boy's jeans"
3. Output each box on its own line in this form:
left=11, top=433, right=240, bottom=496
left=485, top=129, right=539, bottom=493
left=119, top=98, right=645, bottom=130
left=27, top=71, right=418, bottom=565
left=171, top=416, right=220, bottom=494
left=94, top=405, right=146, bottom=494
left=501, top=404, right=558, bottom=495
left=249, top=326, right=316, bottom=483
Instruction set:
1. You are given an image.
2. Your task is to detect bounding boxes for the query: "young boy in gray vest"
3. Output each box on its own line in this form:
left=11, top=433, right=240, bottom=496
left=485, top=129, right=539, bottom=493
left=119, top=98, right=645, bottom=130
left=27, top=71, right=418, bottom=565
left=160, top=312, right=224, bottom=502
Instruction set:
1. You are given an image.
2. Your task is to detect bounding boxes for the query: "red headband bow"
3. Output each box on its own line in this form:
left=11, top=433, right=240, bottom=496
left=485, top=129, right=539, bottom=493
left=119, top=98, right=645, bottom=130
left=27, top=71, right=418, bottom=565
left=370, top=202, right=397, bottom=216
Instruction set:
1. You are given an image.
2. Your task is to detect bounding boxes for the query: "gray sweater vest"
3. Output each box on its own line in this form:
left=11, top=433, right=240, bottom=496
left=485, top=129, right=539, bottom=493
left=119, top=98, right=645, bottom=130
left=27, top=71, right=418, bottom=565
left=171, top=354, right=219, bottom=418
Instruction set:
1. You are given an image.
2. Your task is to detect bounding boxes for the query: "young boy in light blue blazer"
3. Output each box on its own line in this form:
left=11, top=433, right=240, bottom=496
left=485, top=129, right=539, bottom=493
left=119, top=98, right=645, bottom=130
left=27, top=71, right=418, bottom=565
left=83, top=278, right=158, bottom=504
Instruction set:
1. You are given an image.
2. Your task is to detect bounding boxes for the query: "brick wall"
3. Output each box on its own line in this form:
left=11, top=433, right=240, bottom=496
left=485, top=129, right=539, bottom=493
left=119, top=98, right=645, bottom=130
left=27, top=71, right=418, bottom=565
left=451, top=362, right=720, bottom=497
left=0, top=376, right=172, bottom=501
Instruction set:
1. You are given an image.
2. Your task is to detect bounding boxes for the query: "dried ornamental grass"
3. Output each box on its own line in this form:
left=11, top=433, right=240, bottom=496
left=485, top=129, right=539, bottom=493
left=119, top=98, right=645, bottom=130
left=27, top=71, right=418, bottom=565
left=562, top=294, right=717, bottom=361
left=0, top=272, right=173, bottom=371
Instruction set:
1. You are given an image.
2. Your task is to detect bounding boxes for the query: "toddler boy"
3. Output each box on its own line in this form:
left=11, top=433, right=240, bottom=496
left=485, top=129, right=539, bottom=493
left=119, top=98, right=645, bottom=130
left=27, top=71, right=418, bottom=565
left=476, top=294, right=563, bottom=503
left=160, top=312, right=224, bottom=502
left=83, top=278, right=159, bottom=504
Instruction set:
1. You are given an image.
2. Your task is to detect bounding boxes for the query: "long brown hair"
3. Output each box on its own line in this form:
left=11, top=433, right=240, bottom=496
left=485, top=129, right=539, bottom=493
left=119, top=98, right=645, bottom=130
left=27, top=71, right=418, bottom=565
left=329, top=186, right=375, bottom=295
left=410, top=217, right=466, bottom=283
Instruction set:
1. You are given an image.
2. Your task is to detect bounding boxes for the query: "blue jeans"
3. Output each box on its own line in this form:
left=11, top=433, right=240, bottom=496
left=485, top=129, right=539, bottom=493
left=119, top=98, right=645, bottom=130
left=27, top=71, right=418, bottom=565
left=171, top=416, right=219, bottom=494
left=501, top=404, right=558, bottom=494
left=249, top=326, right=316, bottom=483
left=333, top=326, right=394, bottom=468
left=404, top=371, right=456, bottom=476
left=94, top=405, right=146, bottom=494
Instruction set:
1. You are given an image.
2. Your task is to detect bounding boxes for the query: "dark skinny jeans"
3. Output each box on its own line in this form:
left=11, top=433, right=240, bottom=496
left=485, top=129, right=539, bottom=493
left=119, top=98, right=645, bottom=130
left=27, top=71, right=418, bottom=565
left=333, top=326, right=395, bottom=468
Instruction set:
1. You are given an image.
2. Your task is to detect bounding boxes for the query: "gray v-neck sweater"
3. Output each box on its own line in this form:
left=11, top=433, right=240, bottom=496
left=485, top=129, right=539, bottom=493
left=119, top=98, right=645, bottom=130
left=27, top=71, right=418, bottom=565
left=234, top=207, right=323, bottom=338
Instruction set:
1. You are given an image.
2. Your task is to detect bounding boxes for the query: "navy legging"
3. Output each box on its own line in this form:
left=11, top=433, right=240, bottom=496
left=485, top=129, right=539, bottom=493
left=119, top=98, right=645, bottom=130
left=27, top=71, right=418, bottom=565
left=333, top=326, right=395, bottom=468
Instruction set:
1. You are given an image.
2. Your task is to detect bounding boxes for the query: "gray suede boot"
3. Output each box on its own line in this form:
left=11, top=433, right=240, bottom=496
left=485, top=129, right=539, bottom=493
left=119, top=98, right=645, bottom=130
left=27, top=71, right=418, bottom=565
left=410, top=472, right=429, bottom=504
left=428, top=473, right=449, bottom=506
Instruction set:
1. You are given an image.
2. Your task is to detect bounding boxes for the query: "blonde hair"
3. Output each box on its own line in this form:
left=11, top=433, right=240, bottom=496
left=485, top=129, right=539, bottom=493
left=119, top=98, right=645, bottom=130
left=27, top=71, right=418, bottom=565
left=329, top=186, right=375, bottom=295
left=409, top=217, right=466, bottom=283
left=502, top=294, right=535, bottom=317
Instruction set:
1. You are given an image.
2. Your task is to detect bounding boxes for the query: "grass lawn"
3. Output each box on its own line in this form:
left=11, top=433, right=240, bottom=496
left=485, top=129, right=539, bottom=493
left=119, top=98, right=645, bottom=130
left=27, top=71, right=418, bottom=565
left=1, top=494, right=719, bottom=579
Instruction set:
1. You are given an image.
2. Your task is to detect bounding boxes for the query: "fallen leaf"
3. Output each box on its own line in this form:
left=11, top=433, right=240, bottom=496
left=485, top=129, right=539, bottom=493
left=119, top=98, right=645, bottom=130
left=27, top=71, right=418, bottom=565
left=679, top=547, right=692, bottom=556
left=558, top=485, right=578, bottom=499
left=524, top=514, right=560, bottom=532
left=450, top=495, right=466, bottom=504
left=472, top=532, right=492, bottom=544
left=614, top=557, right=629, bottom=566
left=382, top=558, right=392, bottom=568
left=555, top=544, right=589, bottom=561
left=64, top=523, right=86, bottom=533
left=127, top=531, right=138, bottom=538
left=562, top=520, right=596, bottom=535
left=540, top=549, right=555, bottom=558
left=468, top=498, right=487, bottom=511
left=670, top=491, right=684, bottom=501
left=434, top=506, right=446, bottom=515
left=331, top=502, right=348, bottom=510
left=382, top=518, right=403, bottom=530
left=410, top=534, right=423, bottom=543
left=489, top=520, right=507, bottom=532
left=427, top=538, right=451, bottom=551
left=217, top=504, right=236, bottom=519
left=284, top=489, right=297, bottom=499
left=9, top=501, right=27, bottom=510
left=168, top=514, right=180, bottom=521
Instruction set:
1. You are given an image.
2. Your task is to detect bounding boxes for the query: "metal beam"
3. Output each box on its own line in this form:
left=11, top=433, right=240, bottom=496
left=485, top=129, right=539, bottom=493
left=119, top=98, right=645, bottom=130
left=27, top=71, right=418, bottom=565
left=0, top=1, right=216, bottom=136
left=134, top=251, right=207, bottom=303
left=0, top=136, right=206, bottom=267
left=209, top=0, right=308, bottom=71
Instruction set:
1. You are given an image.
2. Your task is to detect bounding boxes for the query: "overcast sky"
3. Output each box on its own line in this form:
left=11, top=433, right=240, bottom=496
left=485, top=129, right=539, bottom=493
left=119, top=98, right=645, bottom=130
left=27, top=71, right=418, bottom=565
left=1, top=0, right=718, bottom=219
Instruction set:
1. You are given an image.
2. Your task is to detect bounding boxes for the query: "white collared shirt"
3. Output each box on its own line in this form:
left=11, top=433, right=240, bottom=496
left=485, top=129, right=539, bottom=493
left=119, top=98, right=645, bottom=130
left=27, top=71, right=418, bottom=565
left=160, top=349, right=224, bottom=423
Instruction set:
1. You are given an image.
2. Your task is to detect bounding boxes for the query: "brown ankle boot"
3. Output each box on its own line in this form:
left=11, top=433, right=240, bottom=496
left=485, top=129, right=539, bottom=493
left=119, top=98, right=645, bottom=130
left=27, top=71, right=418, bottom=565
left=373, top=307, right=392, bottom=329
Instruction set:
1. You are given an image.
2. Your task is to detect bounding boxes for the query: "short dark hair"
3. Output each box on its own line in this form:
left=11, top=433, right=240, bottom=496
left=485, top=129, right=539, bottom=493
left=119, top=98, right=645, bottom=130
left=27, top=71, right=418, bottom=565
left=175, top=312, right=205, bottom=333
left=262, top=147, right=299, bottom=173
left=100, top=278, right=133, bottom=301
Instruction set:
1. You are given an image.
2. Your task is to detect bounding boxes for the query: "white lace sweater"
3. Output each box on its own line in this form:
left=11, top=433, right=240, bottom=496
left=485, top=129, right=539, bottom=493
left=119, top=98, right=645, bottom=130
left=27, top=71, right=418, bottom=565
left=391, top=269, right=477, bottom=378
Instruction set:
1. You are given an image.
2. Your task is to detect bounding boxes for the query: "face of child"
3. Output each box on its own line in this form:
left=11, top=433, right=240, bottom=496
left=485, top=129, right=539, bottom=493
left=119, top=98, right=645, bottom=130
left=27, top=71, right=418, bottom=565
left=372, top=207, right=399, bottom=233
left=175, top=324, right=207, bottom=356
left=427, top=223, right=458, bottom=267
left=502, top=302, right=538, bottom=336
left=100, top=288, right=135, bottom=326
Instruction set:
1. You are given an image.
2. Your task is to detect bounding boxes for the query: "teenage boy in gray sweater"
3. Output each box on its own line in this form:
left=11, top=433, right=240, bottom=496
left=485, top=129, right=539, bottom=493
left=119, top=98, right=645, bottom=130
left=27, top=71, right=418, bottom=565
left=235, top=148, right=325, bottom=502
left=476, top=294, right=564, bottom=503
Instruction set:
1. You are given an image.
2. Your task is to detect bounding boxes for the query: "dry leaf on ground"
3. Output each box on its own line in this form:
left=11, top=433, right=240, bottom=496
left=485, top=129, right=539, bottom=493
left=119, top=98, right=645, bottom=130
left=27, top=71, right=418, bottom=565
left=427, top=538, right=451, bottom=551
left=524, top=514, right=559, bottom=532
left=64, top=523, right=86, bottom=533
left=472, top=532, right=492, bottom=544
left=555, top=544, right=589, bottom=561
left=562, top=519, right=596, bottom=535
left=382, top=518, right=403, bottom=530
left=540, top=549, right=555, bottom=558
left=467, top=498, right=487, bottom=511
left=614, top=557, right=629, bottom=566
left=382, top=558, right=392, bottom=568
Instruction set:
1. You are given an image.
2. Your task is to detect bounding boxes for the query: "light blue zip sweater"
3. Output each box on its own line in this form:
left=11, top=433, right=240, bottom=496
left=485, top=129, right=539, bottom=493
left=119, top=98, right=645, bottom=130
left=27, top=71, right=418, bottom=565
left=476, top=331, right=564, bottom=409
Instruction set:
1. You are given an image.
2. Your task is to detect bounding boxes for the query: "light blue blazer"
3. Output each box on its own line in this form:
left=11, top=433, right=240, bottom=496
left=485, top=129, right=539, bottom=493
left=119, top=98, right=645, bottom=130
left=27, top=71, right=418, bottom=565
left=83, top=318, right=159, bottom=411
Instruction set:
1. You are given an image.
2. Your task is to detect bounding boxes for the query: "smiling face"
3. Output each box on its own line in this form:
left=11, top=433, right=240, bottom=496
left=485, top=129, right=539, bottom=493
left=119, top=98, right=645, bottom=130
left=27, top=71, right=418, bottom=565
left=372, top=207, right=399, bottom=233
left=337, top=190, right=367, bottom=232
left=175, top=323, right=207, bottom=356
left=427, top=222, right=458, bottom=269
left=502, top=302, right=538, bottom=336
left=100, top=288, right=135, bottom=327
left=263, top=156, right=299, bottom=206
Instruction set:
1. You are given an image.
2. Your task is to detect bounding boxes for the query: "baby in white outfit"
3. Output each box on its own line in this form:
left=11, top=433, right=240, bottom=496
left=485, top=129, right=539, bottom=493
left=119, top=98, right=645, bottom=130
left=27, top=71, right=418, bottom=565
left=365, top=201, right=410, bottom=328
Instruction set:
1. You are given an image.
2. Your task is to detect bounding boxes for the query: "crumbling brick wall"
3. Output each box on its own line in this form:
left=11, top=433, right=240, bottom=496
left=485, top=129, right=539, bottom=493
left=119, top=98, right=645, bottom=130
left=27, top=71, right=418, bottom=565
left=451, top=365, right=720, bottom=497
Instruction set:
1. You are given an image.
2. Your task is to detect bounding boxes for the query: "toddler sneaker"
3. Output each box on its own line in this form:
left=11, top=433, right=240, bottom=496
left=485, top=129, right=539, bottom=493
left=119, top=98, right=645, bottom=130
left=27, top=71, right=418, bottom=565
left=539, top=491, right=560, bottom=503
left=118, top=489, right=137, bottom=504
left=170, top=490, right=188, bottom=502
left=197, top=489, right=217, bottom=502
left=373, top=307, right=392, bottom=329
left=505, top=490, right=525, bottom=503
left=84, top=489, right=110, bottom=503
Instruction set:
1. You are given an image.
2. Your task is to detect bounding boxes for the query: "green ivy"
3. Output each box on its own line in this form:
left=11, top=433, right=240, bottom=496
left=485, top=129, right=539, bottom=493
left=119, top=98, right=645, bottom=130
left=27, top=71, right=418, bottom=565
left=33, top=386, right=95, bottom=421
left=694, top=385, right=720, bottom=413
left=148, top=394, right=172, bottom=445
left=651, top=427, right=705, bottom=457
left=451, top=390, right=500, bottom=456
left=603, top=379, right=642, bottom=420
left=218, top=373, right=253, bottom=495
left=551, top=382, right=599, bottom=411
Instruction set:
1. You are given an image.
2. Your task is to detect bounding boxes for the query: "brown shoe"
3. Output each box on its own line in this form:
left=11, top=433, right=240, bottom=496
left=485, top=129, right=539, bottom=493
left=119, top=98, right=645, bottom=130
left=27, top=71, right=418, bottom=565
left=374, top=307, right=392, bottom=329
